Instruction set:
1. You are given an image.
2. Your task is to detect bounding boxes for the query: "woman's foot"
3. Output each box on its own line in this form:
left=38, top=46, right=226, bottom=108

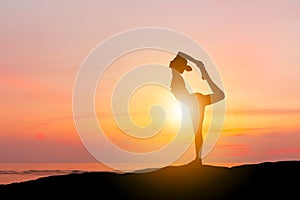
left=190, top=158, right=202, bottom=166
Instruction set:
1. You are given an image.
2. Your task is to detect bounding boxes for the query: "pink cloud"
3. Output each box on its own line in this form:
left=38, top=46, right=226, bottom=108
left=267, top=147, right=300, bottom=156
left=230, top=108, right=300, bottom=115
left=215, top=144, right=247, bottom=151
left=0, top=74, right=44, bottom=91
left=212, top=144, right=251, bottom=157
left=35, top=133, right=46, bottom=140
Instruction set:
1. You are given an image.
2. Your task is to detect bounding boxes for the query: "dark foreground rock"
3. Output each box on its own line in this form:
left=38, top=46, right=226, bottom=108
left=0, top=161, right=299, bottom=199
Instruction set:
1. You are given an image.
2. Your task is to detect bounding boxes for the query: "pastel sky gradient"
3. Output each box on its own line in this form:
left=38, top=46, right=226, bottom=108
left=0, top=0, right=299, bottom=167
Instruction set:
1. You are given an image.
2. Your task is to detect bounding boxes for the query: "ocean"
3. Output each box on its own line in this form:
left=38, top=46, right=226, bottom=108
left=0, top=162, right=238, bottom=185
left=0, top=163, right=114, bottom=185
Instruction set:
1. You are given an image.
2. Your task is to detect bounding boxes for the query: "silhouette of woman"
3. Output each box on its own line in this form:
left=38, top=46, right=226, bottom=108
left=169, top=52, right=225, bottom=165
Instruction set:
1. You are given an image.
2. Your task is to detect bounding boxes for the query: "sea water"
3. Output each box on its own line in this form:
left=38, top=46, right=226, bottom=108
left=0, top=163, right=113, bottom=185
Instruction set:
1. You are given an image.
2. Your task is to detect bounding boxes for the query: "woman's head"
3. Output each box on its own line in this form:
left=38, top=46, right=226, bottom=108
left=169, top=54, right=192, bottom=74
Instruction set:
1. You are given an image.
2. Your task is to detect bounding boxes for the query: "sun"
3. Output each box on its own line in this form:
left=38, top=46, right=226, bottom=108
left=167, top=98, right=182, bottom=123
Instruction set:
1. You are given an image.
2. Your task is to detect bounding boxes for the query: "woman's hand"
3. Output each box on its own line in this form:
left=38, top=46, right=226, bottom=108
left=178, top=52, right=206, bottom=79
left=178, top=52, right=204, bottom=67
left=194, top=60, right=204, bottom=68
left=199, top=66, right=209, bottom=80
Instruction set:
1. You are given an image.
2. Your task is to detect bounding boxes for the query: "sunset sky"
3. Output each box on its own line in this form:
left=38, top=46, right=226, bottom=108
left=0, top=0, right=299, bottom=167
